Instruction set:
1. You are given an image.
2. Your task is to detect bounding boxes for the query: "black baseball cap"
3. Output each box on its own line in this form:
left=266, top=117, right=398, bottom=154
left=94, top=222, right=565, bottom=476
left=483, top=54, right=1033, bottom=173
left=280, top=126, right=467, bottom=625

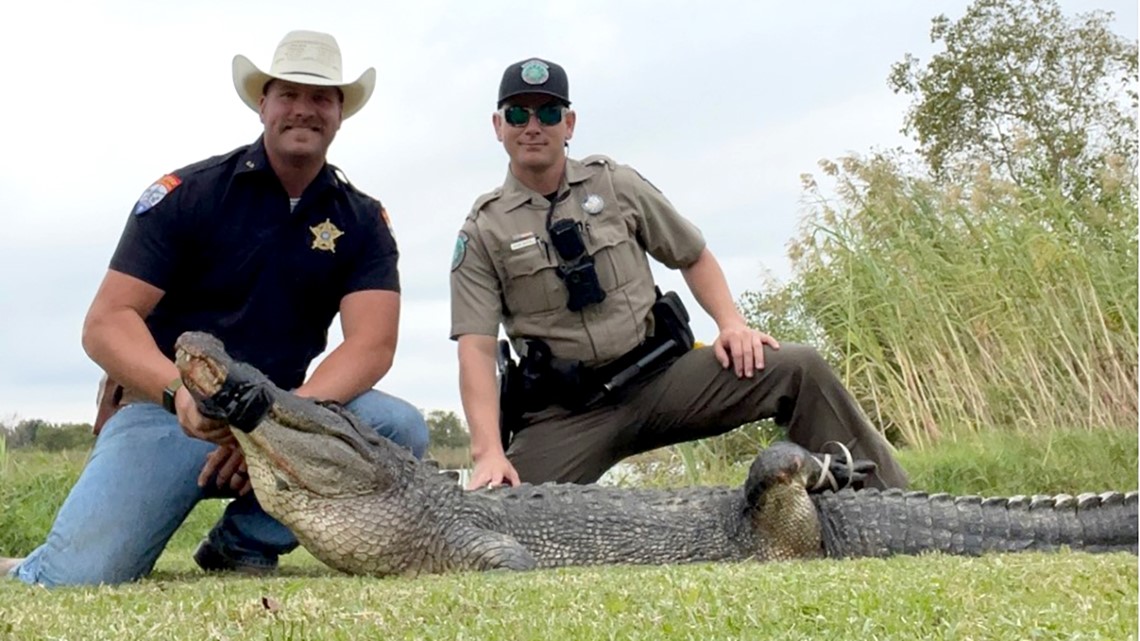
left=497, top=58, right=570, bottom=107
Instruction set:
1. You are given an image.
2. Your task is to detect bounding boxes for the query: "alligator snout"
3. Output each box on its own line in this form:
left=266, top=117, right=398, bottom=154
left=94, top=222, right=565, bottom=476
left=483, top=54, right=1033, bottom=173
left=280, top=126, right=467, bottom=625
left=174, top=331, right=230, bottom=399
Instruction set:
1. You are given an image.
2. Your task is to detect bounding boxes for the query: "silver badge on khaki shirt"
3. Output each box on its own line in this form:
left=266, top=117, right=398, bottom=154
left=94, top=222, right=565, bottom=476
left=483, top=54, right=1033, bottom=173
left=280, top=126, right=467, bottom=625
left=581, top=193, right=605, bottom=215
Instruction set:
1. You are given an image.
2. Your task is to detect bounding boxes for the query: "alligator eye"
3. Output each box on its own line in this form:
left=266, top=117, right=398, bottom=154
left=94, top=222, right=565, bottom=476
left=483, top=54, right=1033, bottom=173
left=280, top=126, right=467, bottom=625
left=274, top=474, right=290, bottom=491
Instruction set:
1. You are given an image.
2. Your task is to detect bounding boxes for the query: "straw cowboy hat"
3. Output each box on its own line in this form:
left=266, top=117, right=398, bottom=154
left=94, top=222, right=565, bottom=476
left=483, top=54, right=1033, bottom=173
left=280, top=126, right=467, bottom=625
left=232, top=30, right=376, bottom=119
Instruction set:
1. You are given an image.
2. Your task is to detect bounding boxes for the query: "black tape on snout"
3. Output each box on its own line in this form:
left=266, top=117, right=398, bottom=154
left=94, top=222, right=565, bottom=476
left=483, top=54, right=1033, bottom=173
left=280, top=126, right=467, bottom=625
left=196, top=362, right=273, bottom=433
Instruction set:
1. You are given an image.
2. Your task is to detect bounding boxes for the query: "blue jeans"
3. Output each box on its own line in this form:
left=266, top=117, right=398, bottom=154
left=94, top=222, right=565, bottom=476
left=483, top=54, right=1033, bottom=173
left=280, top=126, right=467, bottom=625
left=9, top=390, right=428, bottom=587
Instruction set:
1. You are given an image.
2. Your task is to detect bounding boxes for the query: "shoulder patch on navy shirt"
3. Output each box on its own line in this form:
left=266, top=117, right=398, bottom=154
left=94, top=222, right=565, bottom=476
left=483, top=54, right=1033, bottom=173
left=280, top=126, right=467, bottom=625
left=451, top=231, right=468, bottom=271
left=132, top=174, right=182, bottom=215
left=380, top=206, right=394, bottom=233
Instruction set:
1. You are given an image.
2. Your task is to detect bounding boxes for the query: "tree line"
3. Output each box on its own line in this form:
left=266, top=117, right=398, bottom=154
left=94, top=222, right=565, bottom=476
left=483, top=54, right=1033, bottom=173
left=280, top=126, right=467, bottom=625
left=0, top=410, right=471, bottom=453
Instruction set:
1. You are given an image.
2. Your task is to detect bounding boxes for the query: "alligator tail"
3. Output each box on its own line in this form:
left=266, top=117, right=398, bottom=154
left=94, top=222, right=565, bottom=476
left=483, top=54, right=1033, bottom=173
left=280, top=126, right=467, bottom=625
left=814, top=489, right=1138, bottom=558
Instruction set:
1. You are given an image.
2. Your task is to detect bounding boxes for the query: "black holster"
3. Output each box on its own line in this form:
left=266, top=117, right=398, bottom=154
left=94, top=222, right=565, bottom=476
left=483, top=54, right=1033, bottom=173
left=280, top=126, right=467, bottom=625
left=497, top=339, right=521, bottom=451
left=497, top=338, right=596, bottom=449
left=498, top=290, right=696, bottom=449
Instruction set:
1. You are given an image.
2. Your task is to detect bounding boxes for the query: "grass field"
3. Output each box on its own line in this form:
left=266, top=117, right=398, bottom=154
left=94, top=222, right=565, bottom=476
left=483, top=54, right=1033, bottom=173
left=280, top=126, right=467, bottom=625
left=1, top=554, right=1134, bottom=640
left=1, top=428, right=1136, bottom=640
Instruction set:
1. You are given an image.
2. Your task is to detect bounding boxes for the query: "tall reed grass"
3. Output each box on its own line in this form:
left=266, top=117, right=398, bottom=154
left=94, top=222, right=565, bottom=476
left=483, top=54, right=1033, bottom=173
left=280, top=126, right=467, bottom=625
left=747, top=153, right=1137, bottom=448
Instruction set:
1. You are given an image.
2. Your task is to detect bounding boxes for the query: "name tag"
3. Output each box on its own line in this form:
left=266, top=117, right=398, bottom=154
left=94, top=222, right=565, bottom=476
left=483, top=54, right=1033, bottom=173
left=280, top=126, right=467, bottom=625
left=510, top=235, right=538, bottom=251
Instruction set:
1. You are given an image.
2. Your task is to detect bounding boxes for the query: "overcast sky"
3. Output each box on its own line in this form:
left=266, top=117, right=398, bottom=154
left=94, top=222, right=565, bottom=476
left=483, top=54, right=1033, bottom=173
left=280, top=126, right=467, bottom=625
left=1, top=0, right=1135, bottom=427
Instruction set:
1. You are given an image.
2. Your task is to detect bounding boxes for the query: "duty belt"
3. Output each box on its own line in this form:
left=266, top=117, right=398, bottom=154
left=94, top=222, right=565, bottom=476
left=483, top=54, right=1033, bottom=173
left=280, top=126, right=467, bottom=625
left=498, top=289, right=696, bottom=448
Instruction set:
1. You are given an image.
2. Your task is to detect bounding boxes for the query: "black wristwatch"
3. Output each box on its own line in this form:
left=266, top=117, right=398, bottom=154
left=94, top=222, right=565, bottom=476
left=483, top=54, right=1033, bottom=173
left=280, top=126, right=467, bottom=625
left=162, top=378, right=183, bottom=414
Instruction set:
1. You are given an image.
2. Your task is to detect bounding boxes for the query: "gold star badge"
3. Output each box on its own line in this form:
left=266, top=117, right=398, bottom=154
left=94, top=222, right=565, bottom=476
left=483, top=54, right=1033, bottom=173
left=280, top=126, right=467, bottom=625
left=310, top=219, right=344, bottom=252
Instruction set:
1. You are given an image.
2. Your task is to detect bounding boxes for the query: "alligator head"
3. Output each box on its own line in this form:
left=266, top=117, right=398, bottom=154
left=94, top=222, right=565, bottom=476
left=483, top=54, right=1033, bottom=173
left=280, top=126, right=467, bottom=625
left=174, top=331, right=401, bottom=500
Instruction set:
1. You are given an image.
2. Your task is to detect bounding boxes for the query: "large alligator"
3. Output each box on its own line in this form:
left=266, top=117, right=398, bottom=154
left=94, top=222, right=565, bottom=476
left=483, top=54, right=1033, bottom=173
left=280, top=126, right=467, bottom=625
left=174, top=331, right=1138, bottom=577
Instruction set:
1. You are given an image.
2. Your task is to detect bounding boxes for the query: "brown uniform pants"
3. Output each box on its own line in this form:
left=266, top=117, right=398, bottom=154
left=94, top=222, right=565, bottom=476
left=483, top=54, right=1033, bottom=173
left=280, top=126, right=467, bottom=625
left=506, top=343, right=908, bottom=489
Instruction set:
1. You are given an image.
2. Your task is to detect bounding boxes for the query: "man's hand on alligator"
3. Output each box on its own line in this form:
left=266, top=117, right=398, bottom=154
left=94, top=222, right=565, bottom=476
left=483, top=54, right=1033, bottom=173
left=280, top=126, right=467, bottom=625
left=173, top=330, right=1139, bottom=578
left=198, top=443, right=252, bottom=495
left=174, top=384, right=235, bottom=446
left=467, top=453, right=521, bottom=490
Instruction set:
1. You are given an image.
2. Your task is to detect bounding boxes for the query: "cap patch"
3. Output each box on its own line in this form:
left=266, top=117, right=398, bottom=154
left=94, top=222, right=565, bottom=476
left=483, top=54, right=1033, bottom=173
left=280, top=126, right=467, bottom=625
left=520, top=60, right=550, bottom=85
left=132, top=174, right=182, bottom=215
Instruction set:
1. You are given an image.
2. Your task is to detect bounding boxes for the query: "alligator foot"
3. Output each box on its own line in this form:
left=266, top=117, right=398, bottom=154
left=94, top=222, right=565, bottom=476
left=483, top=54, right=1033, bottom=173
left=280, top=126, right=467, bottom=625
left=451, top=527, right=538, bottom=573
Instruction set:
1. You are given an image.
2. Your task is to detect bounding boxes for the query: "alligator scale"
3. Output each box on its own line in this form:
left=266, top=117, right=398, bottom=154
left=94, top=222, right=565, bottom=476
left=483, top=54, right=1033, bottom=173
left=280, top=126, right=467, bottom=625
left=174, top=331, right=1138, bottom=577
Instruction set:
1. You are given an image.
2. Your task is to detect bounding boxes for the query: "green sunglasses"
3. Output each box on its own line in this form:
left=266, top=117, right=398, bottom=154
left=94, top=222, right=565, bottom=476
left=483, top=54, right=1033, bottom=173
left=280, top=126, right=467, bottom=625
left=501, top=103, right=568, bottom=127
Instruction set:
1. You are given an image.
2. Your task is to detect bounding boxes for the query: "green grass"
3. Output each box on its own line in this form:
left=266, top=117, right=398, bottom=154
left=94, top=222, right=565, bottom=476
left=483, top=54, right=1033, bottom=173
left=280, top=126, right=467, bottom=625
left=897, top=426, right=1138, bottom=496
left=425, top=445, right=471, bottom=470
left=619, top=425, right=1138, bottom=495
left=0, top=553, right=1135, bottom=640
left=1, top=429, right=1136, bottom=640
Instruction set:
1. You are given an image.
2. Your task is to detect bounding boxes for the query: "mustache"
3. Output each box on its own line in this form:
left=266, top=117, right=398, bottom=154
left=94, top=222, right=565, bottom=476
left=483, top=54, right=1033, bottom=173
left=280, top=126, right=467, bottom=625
left=280, top=119, right=322, bottom=132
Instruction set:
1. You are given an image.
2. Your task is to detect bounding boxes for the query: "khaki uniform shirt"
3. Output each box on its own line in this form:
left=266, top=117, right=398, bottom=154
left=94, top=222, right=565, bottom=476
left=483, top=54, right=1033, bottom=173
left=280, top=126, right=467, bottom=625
left=450, top=156, right=705, bottom=367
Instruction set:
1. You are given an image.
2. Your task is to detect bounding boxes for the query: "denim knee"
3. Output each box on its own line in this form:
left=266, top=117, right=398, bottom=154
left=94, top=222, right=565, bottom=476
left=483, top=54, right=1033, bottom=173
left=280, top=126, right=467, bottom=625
left=391, top=398, right=430, bottom=459
left=346, top=390, right=429, bottom=459
left=11, top=404, right=212, bottom=587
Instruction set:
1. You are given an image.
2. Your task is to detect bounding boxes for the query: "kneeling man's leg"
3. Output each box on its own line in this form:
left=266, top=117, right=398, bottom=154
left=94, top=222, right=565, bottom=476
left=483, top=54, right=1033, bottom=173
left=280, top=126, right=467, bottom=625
left=12, top=404, right=212, bottom=586
left=629, top=344, right=908, bottom=489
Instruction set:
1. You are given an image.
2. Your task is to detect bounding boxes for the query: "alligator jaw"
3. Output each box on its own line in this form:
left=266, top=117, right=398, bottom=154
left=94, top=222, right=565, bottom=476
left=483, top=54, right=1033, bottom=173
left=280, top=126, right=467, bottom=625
left=174, top=332, right=274, bottom=433
left=174, top=332, right=228, bottom=400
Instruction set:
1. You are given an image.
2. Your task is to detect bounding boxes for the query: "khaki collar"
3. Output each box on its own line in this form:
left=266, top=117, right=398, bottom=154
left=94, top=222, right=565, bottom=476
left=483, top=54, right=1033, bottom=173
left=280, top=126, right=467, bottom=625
left=498, top=157, right=593, bottom=212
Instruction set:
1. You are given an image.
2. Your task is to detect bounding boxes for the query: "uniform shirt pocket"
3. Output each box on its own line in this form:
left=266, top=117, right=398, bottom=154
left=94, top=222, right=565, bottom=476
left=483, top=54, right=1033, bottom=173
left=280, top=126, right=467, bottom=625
left=501, top=243, right=562, bottom=314
left=584, top=215, right=641, bottom=292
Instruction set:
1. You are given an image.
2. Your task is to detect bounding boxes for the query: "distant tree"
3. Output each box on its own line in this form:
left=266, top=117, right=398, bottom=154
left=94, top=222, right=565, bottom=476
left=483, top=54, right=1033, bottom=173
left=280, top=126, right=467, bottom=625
left=739, top=271, right=831, bottom=361
left=4, top=419, right=48, bottom=449
left=0, top=419, right=93, bottom=451
left=34, top=423, right=94, bottom=452
left=424, top=410, right=470, bottom=450
left=888, top=0, right=1138, bottom=198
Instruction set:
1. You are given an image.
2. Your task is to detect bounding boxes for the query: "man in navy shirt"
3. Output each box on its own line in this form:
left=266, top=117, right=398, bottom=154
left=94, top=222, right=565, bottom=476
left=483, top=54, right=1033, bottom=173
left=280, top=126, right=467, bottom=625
left=1, top=30, right=428, bottom=586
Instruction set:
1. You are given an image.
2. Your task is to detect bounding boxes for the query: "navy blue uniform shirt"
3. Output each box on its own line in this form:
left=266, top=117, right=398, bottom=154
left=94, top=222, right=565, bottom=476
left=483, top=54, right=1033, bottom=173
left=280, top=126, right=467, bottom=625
left=110, top=137, right=399, bottom=390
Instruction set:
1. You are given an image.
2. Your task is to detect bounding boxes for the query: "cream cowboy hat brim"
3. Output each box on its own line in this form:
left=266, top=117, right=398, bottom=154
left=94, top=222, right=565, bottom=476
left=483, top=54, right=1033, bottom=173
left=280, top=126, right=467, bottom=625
left=232, top=31, right=376, bottom=119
